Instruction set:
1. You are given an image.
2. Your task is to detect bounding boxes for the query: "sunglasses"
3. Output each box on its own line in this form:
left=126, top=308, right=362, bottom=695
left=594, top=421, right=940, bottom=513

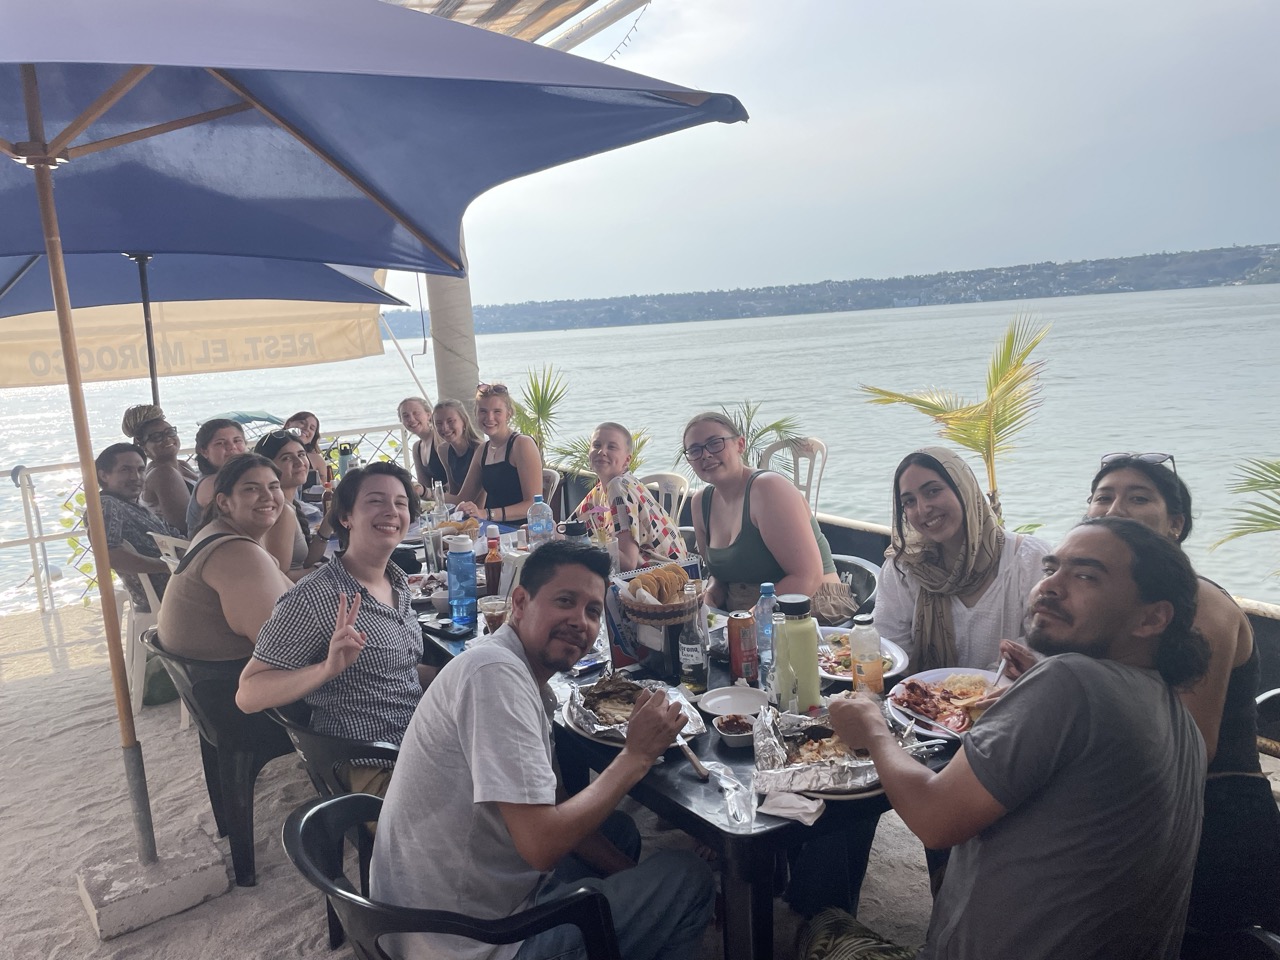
left=476, top=382, right=509, bottom=396
left=1100, top=452, right=1177, bottom=475
left=143, top=426, right=178, bottom=444
left=683, top=435, right=736, bottom=461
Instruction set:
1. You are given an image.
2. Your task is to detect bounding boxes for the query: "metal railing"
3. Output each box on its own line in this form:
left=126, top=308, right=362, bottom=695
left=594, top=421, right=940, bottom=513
left=0, top=423, right=413, bottom=613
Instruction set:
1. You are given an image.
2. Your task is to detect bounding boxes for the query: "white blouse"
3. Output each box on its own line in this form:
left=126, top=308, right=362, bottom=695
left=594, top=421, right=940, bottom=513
left=876, top=534, right=1050, bottom=670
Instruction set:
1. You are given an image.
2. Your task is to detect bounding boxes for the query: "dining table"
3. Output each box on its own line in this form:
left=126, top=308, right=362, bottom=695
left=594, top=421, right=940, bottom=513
left=418, top=621, right=948, bottom=960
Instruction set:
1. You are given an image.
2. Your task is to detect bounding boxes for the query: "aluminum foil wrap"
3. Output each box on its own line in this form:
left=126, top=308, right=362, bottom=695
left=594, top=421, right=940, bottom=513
left=566, top=677, right=706, bottom=743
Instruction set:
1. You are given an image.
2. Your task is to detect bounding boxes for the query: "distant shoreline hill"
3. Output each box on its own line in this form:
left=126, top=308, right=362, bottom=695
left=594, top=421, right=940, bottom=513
left=381, top=243, right=1280, bottom=338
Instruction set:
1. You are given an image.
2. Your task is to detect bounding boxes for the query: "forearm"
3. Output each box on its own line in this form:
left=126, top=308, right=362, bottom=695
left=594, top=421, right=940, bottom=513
left=108, top=544, right=170, bottom=576
left=236, top=661, right=334, bottom=713
left=862, top=728, right=962, bottom=848
left=572, top=828, right=635, bottom=876
left=773, top=568, right=824, bottom=597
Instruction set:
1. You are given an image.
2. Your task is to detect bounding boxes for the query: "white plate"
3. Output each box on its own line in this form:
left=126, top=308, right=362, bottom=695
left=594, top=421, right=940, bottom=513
left=817, top=628, right=909, bottom=683
left=699, top=686, right=769, bottom=717
left=885, top=668, right=1000, bottom=741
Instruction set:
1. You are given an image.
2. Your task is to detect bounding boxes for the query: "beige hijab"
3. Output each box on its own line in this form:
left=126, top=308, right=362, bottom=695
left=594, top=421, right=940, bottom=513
left=888, top=446, right=1005, bottom=672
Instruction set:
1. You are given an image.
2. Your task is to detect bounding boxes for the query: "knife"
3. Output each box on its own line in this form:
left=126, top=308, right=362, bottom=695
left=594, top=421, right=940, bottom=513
left=675, top=733, right=710, bottom=781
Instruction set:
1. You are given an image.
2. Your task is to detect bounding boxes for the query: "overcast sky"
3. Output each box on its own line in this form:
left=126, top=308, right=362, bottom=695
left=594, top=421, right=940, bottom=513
left=386, top=0, right=1280, bottom=308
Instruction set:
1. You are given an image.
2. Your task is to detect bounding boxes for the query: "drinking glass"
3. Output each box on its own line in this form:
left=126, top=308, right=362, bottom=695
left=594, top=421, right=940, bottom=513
left=478, top=596, right=509, bottom=635
left=723, top=775, right=757, bottom=832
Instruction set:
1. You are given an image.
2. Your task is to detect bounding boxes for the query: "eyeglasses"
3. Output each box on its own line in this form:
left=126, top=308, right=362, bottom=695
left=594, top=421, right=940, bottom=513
left=476, top=382, right=509, bottom=397
left=143, top=427, right=178, bottom=444
left=683, top=435, right=735, bottom=461
left=1100, top=452, right=1177, bottom=475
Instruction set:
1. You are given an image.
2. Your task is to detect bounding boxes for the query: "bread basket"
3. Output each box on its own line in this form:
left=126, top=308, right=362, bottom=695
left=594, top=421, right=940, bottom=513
left=619, top=582, right=705, bottom=627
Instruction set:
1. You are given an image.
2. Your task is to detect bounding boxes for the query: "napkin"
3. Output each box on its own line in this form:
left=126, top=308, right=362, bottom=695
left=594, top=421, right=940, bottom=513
left=759, top=792, right=825, bottom=826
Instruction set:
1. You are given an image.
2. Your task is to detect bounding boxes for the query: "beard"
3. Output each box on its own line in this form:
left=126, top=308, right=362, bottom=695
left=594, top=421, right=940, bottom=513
left=1027, top=622, right=1111, bottom=659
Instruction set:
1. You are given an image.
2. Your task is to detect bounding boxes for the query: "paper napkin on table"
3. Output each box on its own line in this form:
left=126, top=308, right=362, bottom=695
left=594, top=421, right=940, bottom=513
left=759, top=792, right=825, bottom=825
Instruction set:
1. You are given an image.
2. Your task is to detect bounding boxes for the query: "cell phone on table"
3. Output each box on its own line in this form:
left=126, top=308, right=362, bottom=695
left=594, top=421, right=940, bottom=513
left=420, top=618, right=475, bottom=642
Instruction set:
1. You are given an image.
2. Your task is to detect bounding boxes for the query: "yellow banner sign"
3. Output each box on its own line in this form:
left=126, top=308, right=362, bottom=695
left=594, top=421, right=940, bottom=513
left=0, top=298, right=385, bottom=387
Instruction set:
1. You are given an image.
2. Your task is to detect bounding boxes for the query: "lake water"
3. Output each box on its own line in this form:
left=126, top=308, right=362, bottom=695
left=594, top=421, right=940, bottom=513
left=2, top=284, right=1279, bottom=609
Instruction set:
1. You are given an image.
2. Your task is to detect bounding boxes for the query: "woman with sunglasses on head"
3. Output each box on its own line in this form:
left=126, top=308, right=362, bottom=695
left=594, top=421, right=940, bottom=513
left=683, top=412, right=851, bottom=622
left=283, top=410, right=333, bottom=491
left=455, top=382, right=543, bottom=524
left=254, top=430, right=330, bottom=580
left=122, top=403, right=200, bottom=535
left=157, top=453, right=292, bottom=661
left=1081, top=452, right=1280, bottom=948
left=185, top=418, right=248, bottom=536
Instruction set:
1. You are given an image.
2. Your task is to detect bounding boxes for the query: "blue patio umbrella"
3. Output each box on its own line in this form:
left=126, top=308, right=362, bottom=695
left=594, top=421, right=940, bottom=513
left=0, top=0, right=746, bottom=865
left=0, top=254, right=404, bottom=402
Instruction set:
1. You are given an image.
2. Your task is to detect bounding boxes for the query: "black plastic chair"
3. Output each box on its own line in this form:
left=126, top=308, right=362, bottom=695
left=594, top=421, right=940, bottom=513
left=1183, top=925, right=1280, bottom=959
left=830, top=553, right=880, bottom=616
left=141, top=627, right=294, bottom=886
left=266, top=707, right=401, bottom=947
left=284, top=793, right=622, bottom=960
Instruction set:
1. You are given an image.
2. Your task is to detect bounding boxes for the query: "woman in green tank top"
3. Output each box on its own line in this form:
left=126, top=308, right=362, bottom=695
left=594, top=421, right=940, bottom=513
left=683, top=412, right=852, bottom=623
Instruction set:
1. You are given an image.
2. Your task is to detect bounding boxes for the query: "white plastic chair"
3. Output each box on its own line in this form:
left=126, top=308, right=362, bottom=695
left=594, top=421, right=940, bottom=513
left=758, top=437, right=827, bottom=515
left=149, top=532, right=191, bottom=572
left=542, top=468, right=561, bottom=508
left=122, top=574, right=189, bottom=729
left=637, top=472, right=691, bottom=524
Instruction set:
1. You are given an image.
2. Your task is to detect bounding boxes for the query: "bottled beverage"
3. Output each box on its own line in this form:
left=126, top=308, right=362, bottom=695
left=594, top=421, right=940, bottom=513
left=770, top=610, right=792, bottom=711
left=753, top=583, right=777, bottom=669
left=777, top=593, right=822, bottom=713
left=483, top=524, right=503, bottom=598
left=560, top=519, right=590, bottom=546
left=847, top=613, right=884, bottom=695
left=446, top=535, right=477, bottom=625
left=432, top=480, right=446, bottom=507
left=527, top=495, right=555, bottom=549
left=678, top=583, right=709, bottom=694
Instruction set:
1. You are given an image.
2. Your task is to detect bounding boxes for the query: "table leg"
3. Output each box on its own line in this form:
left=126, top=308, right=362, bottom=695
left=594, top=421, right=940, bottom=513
left=722, top=842, right=775, bottom=960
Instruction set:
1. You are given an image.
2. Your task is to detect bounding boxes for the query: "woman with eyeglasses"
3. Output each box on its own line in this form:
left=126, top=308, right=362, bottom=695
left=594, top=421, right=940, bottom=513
left=254, top=430, right=329, bottom=580
left=185, top=418, right=248, bottom=536
left=455, top=382, right=543, bottom=524
left=122, top=403, right=200, bottom=535
left=683, top=412, right=849, bottom=621
left=284, top=410, right=333, bottom=491
left=157, top=453, right=293, bottom=661
left=1080, top=453, right=1280, bottom=946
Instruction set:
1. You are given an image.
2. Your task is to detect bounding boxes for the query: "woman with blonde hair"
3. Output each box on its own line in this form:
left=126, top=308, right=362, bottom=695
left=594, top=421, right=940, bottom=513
left=121, top=403, right=199, bottom=535
left=683, top=411, right=851, bottom=623
left=455, top=382, right=542, bottom=524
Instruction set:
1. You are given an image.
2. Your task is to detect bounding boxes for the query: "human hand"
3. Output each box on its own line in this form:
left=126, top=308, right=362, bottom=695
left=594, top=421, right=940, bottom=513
left=828, top=693, right=889, bottom=751
left=999, top=639, right=1037, bottom=681
left=325, top=593, right=366, bottom=678
left=458, top=501, right=482, bottom=519
left=622, top=689, right=687, bottom=764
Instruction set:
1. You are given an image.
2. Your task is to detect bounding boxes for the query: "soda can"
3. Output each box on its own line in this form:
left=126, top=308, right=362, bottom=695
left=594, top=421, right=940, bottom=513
left=728, top=610, right=759, bottom=683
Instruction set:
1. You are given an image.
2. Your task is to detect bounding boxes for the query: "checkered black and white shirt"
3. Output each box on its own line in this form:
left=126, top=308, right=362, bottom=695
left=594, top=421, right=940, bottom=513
left=253, top=555, right=423, bottom=745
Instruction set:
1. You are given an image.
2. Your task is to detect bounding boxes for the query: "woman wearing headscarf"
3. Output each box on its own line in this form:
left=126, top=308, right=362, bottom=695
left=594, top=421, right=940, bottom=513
left=877, top=446, right=1050, bottom=673
left=122, top=403, right=199, bottom=535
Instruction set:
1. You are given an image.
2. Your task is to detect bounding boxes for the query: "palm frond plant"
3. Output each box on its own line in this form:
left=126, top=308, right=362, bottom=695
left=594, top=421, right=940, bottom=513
left=861, top=316, right=1050, bottom=518
left=511, top=365, right=569, bottom=455
left=1212, top=459, right=1280, bottom=560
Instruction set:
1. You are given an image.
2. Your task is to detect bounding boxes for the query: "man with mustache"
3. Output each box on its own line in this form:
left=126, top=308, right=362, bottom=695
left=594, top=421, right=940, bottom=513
left=829, top=517, right=1209, bottom=959
left=370, top=541, right=714, bottom=960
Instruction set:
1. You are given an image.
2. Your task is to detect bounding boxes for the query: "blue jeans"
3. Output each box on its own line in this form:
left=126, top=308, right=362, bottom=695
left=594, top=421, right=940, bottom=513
left=515, top=813, right=715, bottom=960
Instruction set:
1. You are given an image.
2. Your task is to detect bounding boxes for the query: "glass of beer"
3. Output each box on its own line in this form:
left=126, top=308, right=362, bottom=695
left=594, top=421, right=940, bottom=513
left=478, top=596, right=509, bottom=635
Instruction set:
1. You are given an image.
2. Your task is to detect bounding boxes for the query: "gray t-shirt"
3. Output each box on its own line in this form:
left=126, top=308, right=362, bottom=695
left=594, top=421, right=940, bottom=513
left=370, top=626, right=558, bottom=960
left=920, top=653, right=1206, bottom=960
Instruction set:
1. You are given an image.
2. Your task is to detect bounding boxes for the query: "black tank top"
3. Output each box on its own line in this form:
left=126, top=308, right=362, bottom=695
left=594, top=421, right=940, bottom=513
left=481, top=434, right=524, bottom=510
left=1202, top=576, right=1262, bottom=775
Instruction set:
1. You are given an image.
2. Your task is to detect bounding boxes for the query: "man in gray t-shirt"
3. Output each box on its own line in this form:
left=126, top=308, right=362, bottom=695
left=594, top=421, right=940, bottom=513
left=371, top=541, right=714, bottom=960
left=832, top=517, right=1210, bottom=960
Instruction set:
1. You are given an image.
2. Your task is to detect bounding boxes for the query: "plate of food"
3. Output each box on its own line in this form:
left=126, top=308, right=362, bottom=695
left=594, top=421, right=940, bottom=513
left=817, top=628, right=909, bottom=683
left=563, top=674, right=704, bottom=746
left=886, top=668, right=1001, bottom=740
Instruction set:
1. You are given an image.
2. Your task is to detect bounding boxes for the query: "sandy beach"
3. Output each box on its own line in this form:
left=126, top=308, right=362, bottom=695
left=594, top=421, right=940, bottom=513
left=0, top=602, right=934, bottom=959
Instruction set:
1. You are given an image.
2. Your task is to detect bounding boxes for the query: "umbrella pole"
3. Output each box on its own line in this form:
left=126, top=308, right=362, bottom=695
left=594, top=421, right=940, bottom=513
left=130, top=253, right=160, bottom=406
left=23, top=69, right=158, bottom=864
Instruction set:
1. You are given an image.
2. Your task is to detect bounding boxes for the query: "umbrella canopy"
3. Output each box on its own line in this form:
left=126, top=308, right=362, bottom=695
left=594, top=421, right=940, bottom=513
left=0, top=0, right=747, bottom=273
left=0, top=0, right=745, bottom=869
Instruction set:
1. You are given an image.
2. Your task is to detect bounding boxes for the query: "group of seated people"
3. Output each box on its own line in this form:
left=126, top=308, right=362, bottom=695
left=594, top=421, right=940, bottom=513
left=94, top=392, right=1280, bottom=959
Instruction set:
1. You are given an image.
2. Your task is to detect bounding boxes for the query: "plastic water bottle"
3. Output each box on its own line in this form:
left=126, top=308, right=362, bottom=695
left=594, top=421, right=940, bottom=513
left=446, top=535, right=477, bottom=625
left=527, top=495, right=555, bottom=548
left=753, top=582, right=778, bottom=673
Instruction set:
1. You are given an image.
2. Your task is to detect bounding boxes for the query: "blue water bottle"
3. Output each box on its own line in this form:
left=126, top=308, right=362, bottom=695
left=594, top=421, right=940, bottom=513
left=446, top=535, right=477, bottom=625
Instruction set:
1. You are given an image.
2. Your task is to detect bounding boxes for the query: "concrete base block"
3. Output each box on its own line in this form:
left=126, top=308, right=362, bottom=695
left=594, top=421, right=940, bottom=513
left=76, top=829, right=230, bottom=940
